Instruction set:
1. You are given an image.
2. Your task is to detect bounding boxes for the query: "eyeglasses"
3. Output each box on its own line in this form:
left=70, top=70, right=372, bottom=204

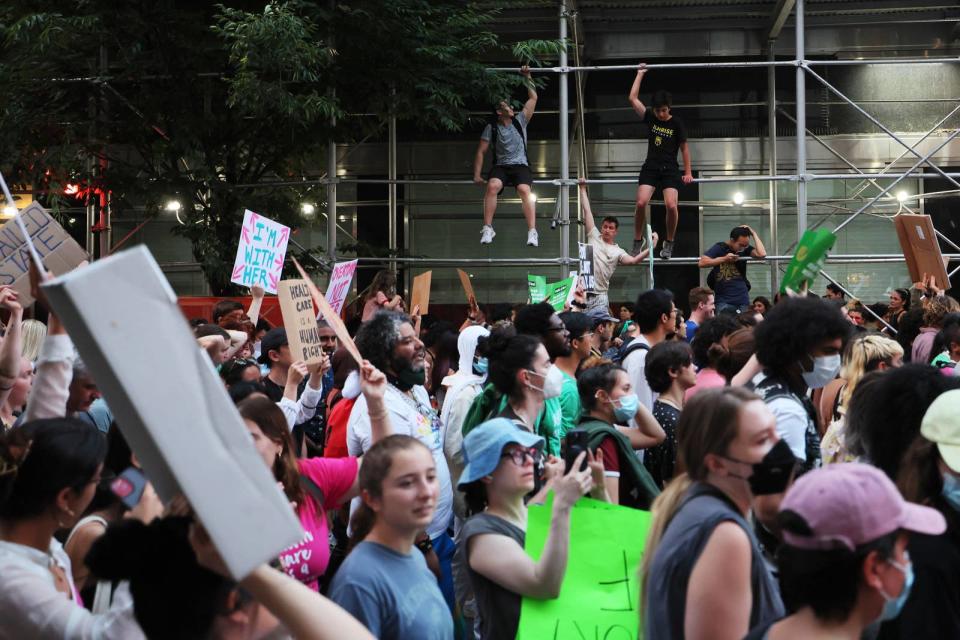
left=501, top=447, right=542, bottom=467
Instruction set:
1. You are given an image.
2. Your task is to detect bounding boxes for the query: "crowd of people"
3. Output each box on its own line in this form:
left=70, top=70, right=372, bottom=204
left=2, top=252, right=960, bottom=640
left=2, top=66, right=960, bottom=640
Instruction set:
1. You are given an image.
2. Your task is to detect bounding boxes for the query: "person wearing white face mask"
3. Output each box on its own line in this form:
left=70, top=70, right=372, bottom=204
left=575, top=363, right=664, bottom=508
left=744, top=462, right=945, bottom=640
left=748, top=297, right=851, bottom=475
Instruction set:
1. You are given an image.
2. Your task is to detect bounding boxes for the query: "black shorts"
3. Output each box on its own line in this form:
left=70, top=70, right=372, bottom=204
left=488, top=164, right=532, bottom=195
left=638, top=163, right=682, bottom=192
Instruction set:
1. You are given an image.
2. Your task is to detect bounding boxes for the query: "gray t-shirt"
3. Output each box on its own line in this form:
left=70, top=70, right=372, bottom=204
left=643, top=482, right=784, bottom=640
left=329, top=541, right=453, bottom=640
left=480, top=112, right=529, bottom=166
left=455, top=513, right=525, bottom=640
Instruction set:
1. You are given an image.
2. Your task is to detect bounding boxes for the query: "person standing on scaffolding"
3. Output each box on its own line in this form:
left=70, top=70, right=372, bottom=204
left=474, top=65, right=540, bottom=247
left=578, top=178, right=657, bottom=312
left=628, top=63, right=693, bottom=259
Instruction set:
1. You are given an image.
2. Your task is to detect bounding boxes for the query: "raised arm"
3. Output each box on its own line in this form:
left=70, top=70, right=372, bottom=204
left=745, top=225, right=767, bottom=259
left=0, top=287, right=24, bottom=407
left=246, top=285, right=265, bottom=326
left=468, top=456, right=593, bottom=599
left=578, top=179, right=596, bottom=235
left=520, top=65, right=538, bottom=122
left=628, top=63, right=647, bottom=118
left=360, top=360, right=393, bottom=446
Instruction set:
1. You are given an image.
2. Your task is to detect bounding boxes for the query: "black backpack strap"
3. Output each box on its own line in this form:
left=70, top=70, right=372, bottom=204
left=621, top=340, right=650, bottom=361
left=512, top=117, right=527, bottom=156
left=488, top=118, right=499, bottom=165
left=299, top=474, right=325, bottom=508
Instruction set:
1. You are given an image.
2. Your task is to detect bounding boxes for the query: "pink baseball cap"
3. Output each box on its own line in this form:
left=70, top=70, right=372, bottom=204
left=781, top=462, right=946, bottom=551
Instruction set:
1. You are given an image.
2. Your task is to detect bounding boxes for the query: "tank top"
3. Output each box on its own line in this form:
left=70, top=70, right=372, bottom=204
left=643, top=482, right=784, bottom=640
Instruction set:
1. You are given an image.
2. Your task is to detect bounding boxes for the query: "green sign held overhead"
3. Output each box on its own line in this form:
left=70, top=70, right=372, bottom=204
left=516, top=496, right=653, bottom=640
left=528, top=275, right=575, bottom=311
left=780, top=228, right=837, bottom=295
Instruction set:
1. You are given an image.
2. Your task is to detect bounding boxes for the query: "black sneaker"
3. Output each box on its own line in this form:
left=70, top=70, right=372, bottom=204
left=631, top=238, right=646, bottom=257
left=659, top=240, right=675, bottom=260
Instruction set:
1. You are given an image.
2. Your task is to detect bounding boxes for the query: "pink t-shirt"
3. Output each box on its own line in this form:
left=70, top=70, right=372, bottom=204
left=279, top=456, right=358, bottom=591
left=685, top=367, right=726, bottom=402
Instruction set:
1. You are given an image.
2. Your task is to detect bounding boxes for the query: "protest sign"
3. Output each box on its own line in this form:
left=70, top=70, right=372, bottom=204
left=517, top=496, right=652, bottom=640
left=894, top=214, right=950, bottom=290
left=457, top=268, right=477, bottom=303
left=566, top=271, right=579, bottom=308
left=410, top=271, right=432, bottom=316
left=322, top=259, right=358, bottom=318
left=528, top=275, right=575, bottom=311
left=292, top=258, right=363, bottom=365
left=578, top=243, right=595, bottom=292
left=278, top=279, right=325, bottom=365
left=0, top=202, right=87, bottom=306
left=230, top=210, right=290, bottom=294
left=780, top=228, right=837, bottom=294
left=43, top=246, right=302, bottom=580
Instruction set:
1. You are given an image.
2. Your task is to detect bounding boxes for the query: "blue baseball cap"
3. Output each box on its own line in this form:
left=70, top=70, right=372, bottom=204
left=458, top=418, right=545, bottom=488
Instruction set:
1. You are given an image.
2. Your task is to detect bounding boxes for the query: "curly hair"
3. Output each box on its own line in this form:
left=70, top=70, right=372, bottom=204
left=354, top=310, right=411, bottom=373
left=923, top=294, right=960, bottom=328
left=754, top=297, right=851, bottom=378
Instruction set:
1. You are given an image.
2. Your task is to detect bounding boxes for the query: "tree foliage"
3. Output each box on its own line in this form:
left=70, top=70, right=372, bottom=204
left=0, top=1, right=563, bottom=293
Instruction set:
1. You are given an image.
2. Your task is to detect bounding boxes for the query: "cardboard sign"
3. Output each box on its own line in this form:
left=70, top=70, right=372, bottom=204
left=894, top=214, right=950, bottom=290
left=410, top=271, right=432, bottom=316
left=292, top=258, right=363, bottom=365
left=457, top=268, right=476, bottom=303
left=230, top=210, right=290, bottom=294
left=578, top=243, right=595, bottom=292
left=517, top=496, right=652, bottom=640
left=322, top=259, right=358, bottom=318
left=0, top=202, right=87, bottom=306
left=42, top=246, right=302, bottom=580
left=278, top=280, right=326, bottom=365
left=780, top=228, right=837, bottom=294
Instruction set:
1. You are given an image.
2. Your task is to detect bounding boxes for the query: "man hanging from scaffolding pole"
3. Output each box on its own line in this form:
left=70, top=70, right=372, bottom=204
left=474, top=65, right=539, bottom=247
left=628, top=62, right=694, bottom=259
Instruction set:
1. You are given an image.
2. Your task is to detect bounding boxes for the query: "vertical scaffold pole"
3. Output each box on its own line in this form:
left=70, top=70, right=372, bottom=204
left=795, top=0, right=807, bottom=236
left=559, top=1, right=571, bottom=281
left=767, top=41, right=780, bottom=294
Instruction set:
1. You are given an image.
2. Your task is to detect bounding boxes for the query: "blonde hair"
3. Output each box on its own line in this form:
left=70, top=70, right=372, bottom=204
left=20, top=320, right=47, bottom=363
left=839, top=333, right=903, bottom=410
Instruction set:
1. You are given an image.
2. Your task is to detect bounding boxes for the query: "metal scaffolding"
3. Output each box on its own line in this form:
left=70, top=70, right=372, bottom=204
left=316, top=1, right=960, bottom=310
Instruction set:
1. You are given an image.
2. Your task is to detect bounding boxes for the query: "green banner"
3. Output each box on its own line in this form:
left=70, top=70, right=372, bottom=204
left=780, top=228, right=837, bottom=294
left=528, top=275, right=574, bottom=311
left=517, top=496, right=653, bottom=640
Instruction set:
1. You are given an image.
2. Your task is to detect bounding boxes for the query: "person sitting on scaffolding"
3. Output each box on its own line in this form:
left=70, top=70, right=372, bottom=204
left=578, top=178, right=657, bottom=312
left=628, top=62, right=693, bottom=259
left=473, top=65, right=539, bottom=247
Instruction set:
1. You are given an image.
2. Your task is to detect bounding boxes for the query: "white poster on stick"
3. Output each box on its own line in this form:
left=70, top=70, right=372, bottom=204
left=230, top=209, right=290, bottom=294
left=320, top=259, right=358, bottom=319
left=43, top=246, right=302, bottom=580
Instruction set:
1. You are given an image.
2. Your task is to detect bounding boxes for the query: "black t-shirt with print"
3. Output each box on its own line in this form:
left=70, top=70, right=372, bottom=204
left=643, top=110, right=688, bottom=167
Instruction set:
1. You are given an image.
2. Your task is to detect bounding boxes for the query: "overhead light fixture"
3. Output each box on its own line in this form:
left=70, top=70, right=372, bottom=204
left=1, top=206, right=16, bottom=218
left=164, top=200, right=182, bottom=212
left=896, top=190, right=908, bottom=202
left=732, top=192, right=745, bottom=206
left=300, top=203, right=315, bottom=215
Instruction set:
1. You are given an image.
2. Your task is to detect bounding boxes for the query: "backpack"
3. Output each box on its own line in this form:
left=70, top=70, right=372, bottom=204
left=488, top=116, right=527, bottom=166
left=619, top=339, right=650, bottom=364
left=747, top=374, right=820, bottom=474
left=578, top=417, right=661, bottom=510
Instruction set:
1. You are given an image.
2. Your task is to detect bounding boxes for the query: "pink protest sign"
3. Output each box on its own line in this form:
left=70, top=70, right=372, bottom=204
left=320, top=259, right=358, bottom=319
left=230, top=210, right=290, bottom=294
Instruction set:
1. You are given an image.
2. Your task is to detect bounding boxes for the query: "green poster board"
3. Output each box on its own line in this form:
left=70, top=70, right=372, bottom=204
left=517, top=496, right=653, bottom=640
left=780, top=228, right=837, bottom=294
left=528, top=275, right=575, bottom=311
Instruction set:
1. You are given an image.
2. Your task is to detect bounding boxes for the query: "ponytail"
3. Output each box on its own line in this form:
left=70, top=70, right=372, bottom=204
left=640, top=473, right=692, bottom=607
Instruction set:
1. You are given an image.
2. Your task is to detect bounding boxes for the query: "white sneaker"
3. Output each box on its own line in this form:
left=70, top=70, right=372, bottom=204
left=660, top=239, right=675, bottom=260
left=480, top=225, right=496, bottom=244
left=527, top=229, right=539, bottom=247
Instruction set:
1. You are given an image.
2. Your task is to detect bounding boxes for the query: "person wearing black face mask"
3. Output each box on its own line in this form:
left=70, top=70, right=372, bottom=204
left=643, top=387, right=786, bottom=640
left=347, top=310, right=457, bottom=612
